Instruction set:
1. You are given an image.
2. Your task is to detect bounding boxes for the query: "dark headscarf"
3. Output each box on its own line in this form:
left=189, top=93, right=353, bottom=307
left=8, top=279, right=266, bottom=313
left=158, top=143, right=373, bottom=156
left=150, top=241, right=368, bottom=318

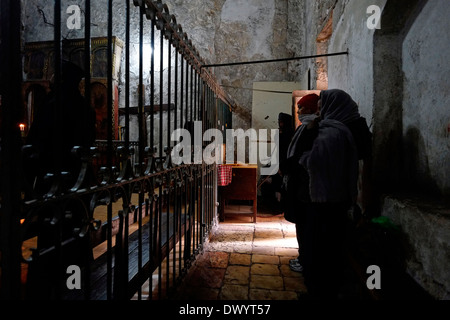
left=300, top=89, right=359, bottom=203
left=320, top=89, right=360, bottom=124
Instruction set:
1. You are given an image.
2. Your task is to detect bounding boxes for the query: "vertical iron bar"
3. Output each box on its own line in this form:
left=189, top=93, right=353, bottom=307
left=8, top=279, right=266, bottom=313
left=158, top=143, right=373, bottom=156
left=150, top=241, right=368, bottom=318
left=173, top=177, right=178, bottom=287
left=138, top=191, right=144, bottom=300
left=147, top=196, right=153, bottom=301
left=158, top=186, right=162, bottom=299
left=180, top=55, right=184, bottom=128
left=107, top=0, right=114, bottom=301
left=84, top=0, right=92, bottom=300
left=167, top=41, right=172, bottom=149
left=207, top=169, right=210, bottom=232
left=192, top=170, right=196, bottom=255
left=53, top=0, right=64, bottom=299
left=190, top=64, right=193, bottom=122
left=199, top=72, right=202, bottom=121
left=159, top=28, right=164, bottom=161
left=174, top=49, right=178, bottom=131
left=125, top=0, right=130, bottom=147
left=139, top=7, right=144, bottom=175
left=53, top=0, right=62, bottom=173
left=85, top=0, right=92, bottom=135
left=193, top=70, right=197, bottom=121
left=178, top=171, right=183, bottom=278
left=166, top=185, right=170, bottom=297
left=150, top=19, right=155, bottom=150
left=184, top=171, right=189, bottom=269
left=0, top=0, right=23, bottom=300
left=185, top=60, right=189, bottom=125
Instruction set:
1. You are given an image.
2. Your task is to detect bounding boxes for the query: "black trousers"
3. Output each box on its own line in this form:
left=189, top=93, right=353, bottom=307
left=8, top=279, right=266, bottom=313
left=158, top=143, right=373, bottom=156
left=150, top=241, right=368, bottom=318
left=302, top=202, right=349, bottom=299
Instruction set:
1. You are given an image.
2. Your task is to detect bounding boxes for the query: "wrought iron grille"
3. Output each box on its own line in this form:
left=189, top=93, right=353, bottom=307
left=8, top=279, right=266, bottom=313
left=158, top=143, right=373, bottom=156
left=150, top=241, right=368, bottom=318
left=0, top=0, right=234, bottom=300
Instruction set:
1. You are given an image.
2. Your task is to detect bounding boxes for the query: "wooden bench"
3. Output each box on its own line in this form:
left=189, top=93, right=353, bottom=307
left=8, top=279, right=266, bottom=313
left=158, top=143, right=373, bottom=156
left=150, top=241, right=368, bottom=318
left=23, top=197, right=195, bottom=300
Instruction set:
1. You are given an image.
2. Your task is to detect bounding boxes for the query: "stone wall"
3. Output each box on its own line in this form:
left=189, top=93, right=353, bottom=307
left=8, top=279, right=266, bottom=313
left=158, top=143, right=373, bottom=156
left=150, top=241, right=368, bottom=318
left=382, top=196, right=450, bottom=300
left=166, top=0, right=305, bottom=130
left=22, top=0, right=305, bottom=133
left=401, top=0, right=450, bottom=196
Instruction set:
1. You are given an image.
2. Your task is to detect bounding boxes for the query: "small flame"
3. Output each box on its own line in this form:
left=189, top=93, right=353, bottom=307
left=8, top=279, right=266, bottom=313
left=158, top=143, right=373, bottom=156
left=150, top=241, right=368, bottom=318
left=19, top=123, right=26, bottom=132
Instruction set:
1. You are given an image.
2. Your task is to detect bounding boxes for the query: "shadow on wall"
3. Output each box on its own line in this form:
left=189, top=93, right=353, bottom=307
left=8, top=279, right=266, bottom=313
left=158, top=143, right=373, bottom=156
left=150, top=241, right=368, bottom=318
left=402, top=126, right=440, bottom=197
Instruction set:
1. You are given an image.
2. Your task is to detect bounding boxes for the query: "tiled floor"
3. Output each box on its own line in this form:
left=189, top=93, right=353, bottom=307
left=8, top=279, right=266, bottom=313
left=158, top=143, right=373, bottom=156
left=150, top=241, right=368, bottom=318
left=171, top=204, right=307, bottom=300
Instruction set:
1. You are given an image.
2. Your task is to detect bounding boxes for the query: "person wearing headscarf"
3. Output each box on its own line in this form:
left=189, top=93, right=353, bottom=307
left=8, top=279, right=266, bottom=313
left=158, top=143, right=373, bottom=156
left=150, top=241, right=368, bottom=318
left=299, top=89, right=372, bottom=299
left=281, top=93, right=320, bottom=273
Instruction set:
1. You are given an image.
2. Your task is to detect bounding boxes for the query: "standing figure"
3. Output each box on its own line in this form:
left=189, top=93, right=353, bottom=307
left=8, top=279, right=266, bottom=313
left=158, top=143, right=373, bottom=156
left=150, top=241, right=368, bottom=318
left=281, top=93, right=320, bottom=273
left=299, top=89, right=372, bottom=299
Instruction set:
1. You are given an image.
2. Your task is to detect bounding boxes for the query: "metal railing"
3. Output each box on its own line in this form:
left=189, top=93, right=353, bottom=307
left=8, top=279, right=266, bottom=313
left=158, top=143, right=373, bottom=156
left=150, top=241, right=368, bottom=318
left=0, top=0, right=234, bottom=300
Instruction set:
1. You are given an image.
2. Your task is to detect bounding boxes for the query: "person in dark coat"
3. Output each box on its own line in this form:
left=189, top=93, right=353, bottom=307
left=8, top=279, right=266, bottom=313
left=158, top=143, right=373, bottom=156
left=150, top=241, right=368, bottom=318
left=26, top=60, right=96, bottom=194
left=298, top=89, right=372, bottom=299
left=281, top=93, right=320, bottom=273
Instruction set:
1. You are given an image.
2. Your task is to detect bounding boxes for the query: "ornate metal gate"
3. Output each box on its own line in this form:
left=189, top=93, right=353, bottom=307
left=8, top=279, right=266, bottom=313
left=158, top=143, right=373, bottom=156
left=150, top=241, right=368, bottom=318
left=0, top=0, right=234, bottom=300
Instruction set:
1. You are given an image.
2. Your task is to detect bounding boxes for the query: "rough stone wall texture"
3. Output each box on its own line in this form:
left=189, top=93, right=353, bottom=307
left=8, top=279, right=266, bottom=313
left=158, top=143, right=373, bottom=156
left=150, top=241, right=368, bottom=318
left=401, top=0, right=450, bottom=197
left=22, top=0, right=304, bottom=131
left=383, top=196, right=450, bottom=300
left=166, top=0, right=305, bottom=130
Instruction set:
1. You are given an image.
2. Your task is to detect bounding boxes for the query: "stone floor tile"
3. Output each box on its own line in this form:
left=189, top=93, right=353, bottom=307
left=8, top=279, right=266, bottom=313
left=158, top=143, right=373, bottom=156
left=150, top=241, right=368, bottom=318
left=207, top=242, right=235, bottom=253
left=252, top=254, right=279, bottom=265
left=210, top=230, right=253, bottom=242
left=250, top=275, right=284, bottom=290
left=251, top=246, right=275, bottom=255
left=274, top=247, right=298, bottom=257
left=219, top=284, right=249, bottom=300
left=229, top=252, right=252, bottom=266
left=253, top=238, right=296, bottom=248
left=249, top=289, right=299, bottom=300
left=251, top=263, right=280, bottom=276
left=254, top=228, right=283, bottom=239
left=224, top=265, right=250, bottom=285
left=278, top=237, right=300, bottom=248
left=185, top=266, right=226, bottom=289
left=196, top=251, right=229, bottom=269
left=232, top=242, right=253, bottom=254
left=280, top=256, right=296, bottom=265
